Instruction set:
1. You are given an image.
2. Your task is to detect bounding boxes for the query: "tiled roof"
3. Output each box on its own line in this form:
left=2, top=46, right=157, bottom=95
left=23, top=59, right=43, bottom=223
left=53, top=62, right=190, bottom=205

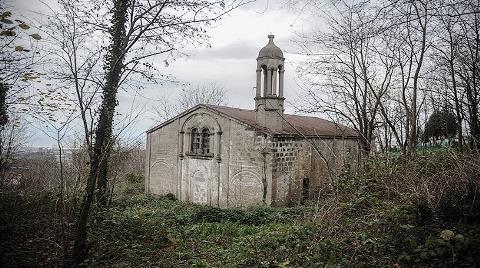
left=204, top=105, right=358, bottom=138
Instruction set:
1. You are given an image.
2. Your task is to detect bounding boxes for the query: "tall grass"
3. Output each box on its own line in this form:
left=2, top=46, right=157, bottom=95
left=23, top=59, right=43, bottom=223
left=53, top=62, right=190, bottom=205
left=1, top=149, right=479, bottom=267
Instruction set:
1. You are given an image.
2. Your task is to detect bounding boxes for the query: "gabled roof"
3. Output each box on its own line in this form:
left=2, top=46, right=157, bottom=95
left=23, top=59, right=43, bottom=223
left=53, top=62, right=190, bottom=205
left=147, top=104, right=358, bottom=138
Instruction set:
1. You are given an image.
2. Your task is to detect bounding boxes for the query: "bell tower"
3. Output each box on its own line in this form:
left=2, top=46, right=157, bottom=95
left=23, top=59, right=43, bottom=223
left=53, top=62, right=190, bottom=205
left=255, top=35, right=285, bottom=131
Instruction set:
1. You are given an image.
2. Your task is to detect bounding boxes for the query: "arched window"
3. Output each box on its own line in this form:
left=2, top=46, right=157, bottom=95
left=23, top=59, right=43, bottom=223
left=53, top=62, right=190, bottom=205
left=191, top=128, right=201, bottom=154
left=201, top=128, right=210, bottom=155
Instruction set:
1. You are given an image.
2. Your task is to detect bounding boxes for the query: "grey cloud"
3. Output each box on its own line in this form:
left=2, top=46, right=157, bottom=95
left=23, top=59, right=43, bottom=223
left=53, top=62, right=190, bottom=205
left=192, top=42, right=259, bottom=60
left=192, top=35, right=293, bottom=61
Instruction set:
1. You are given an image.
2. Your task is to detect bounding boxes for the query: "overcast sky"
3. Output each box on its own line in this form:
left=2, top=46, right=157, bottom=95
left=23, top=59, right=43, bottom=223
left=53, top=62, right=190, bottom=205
left=12, top=0, right=318, bottom=147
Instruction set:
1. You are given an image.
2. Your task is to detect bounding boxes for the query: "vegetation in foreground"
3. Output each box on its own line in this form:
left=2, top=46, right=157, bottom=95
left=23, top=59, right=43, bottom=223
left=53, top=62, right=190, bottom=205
left=1, top=150, right=480, bottom=267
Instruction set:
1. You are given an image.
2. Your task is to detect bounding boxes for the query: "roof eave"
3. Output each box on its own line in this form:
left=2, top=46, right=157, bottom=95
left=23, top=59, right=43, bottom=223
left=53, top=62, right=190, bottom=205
left=146, top=104, right=205, bottom=134
left=146, top=104, right=272, bottom=136
left=272, top=133, right=359, bottom=139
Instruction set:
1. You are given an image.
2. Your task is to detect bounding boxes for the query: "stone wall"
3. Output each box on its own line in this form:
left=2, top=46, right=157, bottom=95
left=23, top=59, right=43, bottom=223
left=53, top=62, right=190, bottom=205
left=271, top=136, right=359, bottom=205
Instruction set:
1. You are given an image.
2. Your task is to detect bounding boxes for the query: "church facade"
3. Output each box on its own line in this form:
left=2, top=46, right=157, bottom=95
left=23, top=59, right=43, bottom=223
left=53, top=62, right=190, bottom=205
left=145, top=35, right=359, bottom=207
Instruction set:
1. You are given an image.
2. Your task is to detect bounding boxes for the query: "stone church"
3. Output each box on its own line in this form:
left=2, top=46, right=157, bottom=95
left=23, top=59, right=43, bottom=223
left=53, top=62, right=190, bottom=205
left=145, top=35, right=359, bottom=207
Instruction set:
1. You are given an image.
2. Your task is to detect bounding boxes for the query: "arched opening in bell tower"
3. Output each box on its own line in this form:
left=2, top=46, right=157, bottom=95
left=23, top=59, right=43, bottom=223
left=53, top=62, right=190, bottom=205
left=257, top=65, right=284, bottom=98
left=262, top=65, right=267, bottom=97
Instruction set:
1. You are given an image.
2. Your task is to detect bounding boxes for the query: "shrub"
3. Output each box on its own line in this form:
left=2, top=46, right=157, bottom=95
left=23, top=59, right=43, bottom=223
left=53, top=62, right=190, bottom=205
left=126, top=172, right=144, bottom=184
left=438, top=181, right=480, bottom=224
left=360, top=150, right=480, bottom=224
left=398, top=229, right=480, bottom=266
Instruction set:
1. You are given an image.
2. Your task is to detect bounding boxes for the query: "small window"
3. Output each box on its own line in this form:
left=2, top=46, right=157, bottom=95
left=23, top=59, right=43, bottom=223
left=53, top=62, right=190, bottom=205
left=191, top=128, right=201, bottom=154
left=201, top=128, right=210, bottom=155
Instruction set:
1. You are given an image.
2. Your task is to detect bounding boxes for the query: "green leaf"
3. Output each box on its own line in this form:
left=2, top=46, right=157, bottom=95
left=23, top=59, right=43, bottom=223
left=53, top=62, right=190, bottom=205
left=18, top=23, right=30, bottom=30
left=420, top=251, right=429, bottom=259
left=30, top=33, right=41, bottom=40
left=14, top=45, right=24, bottom=51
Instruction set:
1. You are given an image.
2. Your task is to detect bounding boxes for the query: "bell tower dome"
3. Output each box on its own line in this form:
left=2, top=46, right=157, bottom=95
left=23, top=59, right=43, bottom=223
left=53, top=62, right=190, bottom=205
left=255, top=35, right=285, bottom=131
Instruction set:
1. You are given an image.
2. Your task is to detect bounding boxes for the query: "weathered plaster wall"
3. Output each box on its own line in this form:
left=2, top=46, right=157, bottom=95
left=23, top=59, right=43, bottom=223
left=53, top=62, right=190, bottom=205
left=145, top=119, right=180, bottom=196
left=226, top=122, right=272, bottom=207
left=146, top=107, right=270, bottom=208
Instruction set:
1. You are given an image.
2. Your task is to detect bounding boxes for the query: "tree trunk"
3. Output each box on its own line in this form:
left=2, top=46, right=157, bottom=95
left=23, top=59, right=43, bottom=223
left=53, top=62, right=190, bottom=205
left=69, top=0, right=129, bottom=265
left=94, top=0, right=129, bottom=205
left=408, top=5, right=428, bottom=155
left=0, top=82, right=8, bottom=182
left=0, top=82, right=7, bottom=127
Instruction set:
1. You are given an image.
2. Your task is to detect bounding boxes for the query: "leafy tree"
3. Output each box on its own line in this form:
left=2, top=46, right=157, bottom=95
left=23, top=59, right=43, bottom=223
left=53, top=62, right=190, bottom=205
left=423, top=109, right=457, bottom=143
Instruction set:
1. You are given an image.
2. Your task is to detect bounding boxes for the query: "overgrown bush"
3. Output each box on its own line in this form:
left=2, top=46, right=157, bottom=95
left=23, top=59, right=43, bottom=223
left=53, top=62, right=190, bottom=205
left=120, top=172, right=144, bottom=195
left=2, top=149, right=480, bottom=267
left=359, top=149, right=480, bottom=224
left=398, top=228, right=480, bottom=266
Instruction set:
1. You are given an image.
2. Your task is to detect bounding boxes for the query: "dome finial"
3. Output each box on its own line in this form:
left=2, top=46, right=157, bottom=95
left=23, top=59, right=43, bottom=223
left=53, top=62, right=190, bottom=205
left=258, top=34, right=283, bottom=59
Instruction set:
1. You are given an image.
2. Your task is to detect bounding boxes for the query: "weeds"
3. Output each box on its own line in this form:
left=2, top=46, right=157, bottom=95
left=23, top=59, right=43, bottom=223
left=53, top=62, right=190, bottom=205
left=1, top=150, right=480, bottom=267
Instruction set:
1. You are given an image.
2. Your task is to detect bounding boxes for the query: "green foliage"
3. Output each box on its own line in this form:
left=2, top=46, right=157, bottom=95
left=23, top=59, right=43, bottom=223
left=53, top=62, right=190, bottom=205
left=423, top=109, right=457, bottom=142
left=125, top=172, right=143, bottom=184
left=122, top=173, right=144, bottom=195
left=2, top=150, right=480, bottom=267
left=187, top=205, right=308, bottom=226
left=0, top=191, right=78, bottom=266
left=398, top=229, right=480, bottom=266
left=437, top=181, right=480, bottom=224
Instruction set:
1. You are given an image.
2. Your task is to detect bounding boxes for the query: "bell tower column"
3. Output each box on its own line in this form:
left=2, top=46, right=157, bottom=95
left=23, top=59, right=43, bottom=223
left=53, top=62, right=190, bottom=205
left=272, top=68, right=278, bottom=96
left=279, top=68, right=284, bottom=97
left=256, top=69, right=261, bottom=97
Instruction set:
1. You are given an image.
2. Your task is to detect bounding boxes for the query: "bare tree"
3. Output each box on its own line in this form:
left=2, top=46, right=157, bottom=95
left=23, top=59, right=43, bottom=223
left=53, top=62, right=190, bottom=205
left=427, top=1, right=479, bottom=150
left=291, top=0, right=441, bottom=155
left=294, top=1, right=394, bottom=155
left=0, top=116, right=28, bottom=185
left=153, top=82, right=228, bottom=122
left=34, top=108, right=77, bottom=264
left=393, top=0, right=431, bottom=154
left=431, top=7, right=465, bottom=148
left=41, top=0, right=106, bottom=155
left=69, top=0, right=253, bottom=264
left=455, top=2, right=480, bottom=150
left=0, top=7, right=43, bottom=179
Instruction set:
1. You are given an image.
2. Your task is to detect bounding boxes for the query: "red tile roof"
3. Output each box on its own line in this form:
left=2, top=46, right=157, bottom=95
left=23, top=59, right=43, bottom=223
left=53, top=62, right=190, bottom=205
left=204, top=105, right=358, bottom=138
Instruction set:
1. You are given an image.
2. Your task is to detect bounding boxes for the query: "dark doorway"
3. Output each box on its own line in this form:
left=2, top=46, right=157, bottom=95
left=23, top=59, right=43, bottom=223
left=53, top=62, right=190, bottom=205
left=302, top=177, right=310, bottom=201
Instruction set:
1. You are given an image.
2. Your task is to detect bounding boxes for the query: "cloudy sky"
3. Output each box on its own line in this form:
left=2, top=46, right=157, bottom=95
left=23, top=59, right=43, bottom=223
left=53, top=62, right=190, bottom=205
left=12, top=0, right=321, bottom=147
